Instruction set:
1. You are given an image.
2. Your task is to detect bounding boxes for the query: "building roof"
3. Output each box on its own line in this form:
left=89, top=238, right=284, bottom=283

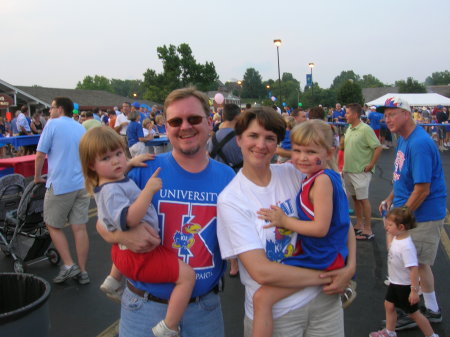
left=362, top=87, right=399, bottom=103
left=15, top=86, right=158, bottom=109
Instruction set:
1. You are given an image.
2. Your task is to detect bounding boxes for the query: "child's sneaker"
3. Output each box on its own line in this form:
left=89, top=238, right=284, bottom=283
left=369, top=328, right=397, bottom=337
left=77, top=271, right=90, bottom=285
left=100, top=276, right=124, bottom=303
left=152, top=320, right=179, bottom=337
left=341, top=280, right=357, bottom=309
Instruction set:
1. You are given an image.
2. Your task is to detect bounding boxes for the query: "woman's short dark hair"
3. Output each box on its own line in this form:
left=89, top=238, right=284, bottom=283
left=235, top=107, right=286, bottom=143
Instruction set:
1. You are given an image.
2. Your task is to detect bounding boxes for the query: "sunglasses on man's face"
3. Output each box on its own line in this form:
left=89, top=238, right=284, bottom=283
left=166, top=115, right=205, bottom=127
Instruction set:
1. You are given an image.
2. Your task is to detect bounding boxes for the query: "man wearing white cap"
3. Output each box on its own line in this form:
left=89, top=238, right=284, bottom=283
left=377, top=97, right=446, bottom=330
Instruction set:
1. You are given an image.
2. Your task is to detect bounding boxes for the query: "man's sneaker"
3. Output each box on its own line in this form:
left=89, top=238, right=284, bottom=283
left=100, top=276, right=124, bottom=303
left=152, top=320, right=179, bottom=337
left=369, top=328, right=397, bottom=337
left=77, top=271, right=90, bottom=285
left=53, top=264, right=81, bottom=283
left=381, top=309, right=417, bottom=331
left=421, top=306, right=442, bottom=323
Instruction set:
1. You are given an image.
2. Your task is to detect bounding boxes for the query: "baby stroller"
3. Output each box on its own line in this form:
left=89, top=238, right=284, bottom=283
left=0, top=173, right=25, bottom=227
left=0, top=177, right=60, bottom=273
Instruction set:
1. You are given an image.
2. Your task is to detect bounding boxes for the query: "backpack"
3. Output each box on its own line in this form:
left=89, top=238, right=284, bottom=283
left=209, top=131, right=243, bottom=172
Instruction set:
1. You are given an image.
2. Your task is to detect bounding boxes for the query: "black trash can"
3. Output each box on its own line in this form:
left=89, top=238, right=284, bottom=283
left=0, top=273, right=51, bottom=337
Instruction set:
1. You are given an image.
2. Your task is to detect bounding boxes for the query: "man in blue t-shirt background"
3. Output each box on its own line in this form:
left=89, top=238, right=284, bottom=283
left=378, top=97, right=447, bottom=330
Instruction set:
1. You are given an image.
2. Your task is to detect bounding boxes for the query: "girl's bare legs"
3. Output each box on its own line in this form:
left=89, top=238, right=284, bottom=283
left=252, top=285, right=299, bottom=337
left=384, top=300, right=397, bottom=332
left=409, top=310, right=435, bottom=337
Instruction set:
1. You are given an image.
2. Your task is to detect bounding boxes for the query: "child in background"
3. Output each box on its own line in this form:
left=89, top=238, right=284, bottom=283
left=79, top=126, right=195, bottom=337
left=255, top=120, right=352, bottom=337
left=277, top=116, right=296, bottom=163
left=369, top=207, right=438, bottom=337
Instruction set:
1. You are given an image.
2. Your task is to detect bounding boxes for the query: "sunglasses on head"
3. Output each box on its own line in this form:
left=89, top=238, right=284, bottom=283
left=166, top=115, right=204, bottom=127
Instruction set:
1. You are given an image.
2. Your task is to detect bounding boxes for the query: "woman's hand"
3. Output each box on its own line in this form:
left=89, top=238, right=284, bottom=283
left=320, top=265, right=354, bottom=295
left=257, top=205, right=287, bottom=228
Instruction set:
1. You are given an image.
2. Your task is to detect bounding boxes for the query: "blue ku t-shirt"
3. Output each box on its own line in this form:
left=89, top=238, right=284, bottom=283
left=127, top=152, right=235, bottom=298
left=393, top=126, right=447, bottom=222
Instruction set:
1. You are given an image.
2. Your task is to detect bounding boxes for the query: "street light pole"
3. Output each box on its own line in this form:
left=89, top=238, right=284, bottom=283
left=308, top=62, right=315, bottom=102
left=274, top=39, right=282, bottom=104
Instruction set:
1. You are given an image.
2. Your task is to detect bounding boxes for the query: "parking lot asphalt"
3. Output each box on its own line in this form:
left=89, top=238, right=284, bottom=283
left=1, top=149, right=449, bottom=337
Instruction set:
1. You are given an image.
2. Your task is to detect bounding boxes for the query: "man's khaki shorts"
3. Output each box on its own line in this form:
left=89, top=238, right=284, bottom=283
left=44, top=186, right=90, bottom=228
left=410, top=219, right=444, bottom=266
left=343, top=172, right=372, bottom=200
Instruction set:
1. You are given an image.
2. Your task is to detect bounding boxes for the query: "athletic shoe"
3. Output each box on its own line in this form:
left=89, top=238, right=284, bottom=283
left=369, top=328, right=397, bottom=337
left=53, top=264, right=81, bottom=283
left=381, top=309, right=417, bottom=331
left=382, top=145, right=390, bottom=149
left=77, top=271, right=90, bottom=285
left=421, top=306, right=442, bottom=323
left=152, top=320, right=180, bottom=337
left=100, top=276, right=124, bottom=303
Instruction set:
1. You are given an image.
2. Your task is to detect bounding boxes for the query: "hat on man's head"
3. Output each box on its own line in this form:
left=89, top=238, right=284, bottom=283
left=132, top=102, right=140, bottom=108
left=376, top=97, right=411, bottom=113
left=437, top=105, right=444, bottom=109
left=370, top=106, right=376, bottom=110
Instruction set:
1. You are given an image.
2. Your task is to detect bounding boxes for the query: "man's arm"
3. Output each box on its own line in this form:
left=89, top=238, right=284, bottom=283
left=364, top=146, right=383, bottom=172
left=34, top=151, right=46, bottom=183
left=404, top=183, right=430, bottom=211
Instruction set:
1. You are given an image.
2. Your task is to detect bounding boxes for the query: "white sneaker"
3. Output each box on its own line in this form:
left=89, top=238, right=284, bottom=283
left=100, top=276, right=124, bottom=303
left=152, top=320, right=179, bottom=337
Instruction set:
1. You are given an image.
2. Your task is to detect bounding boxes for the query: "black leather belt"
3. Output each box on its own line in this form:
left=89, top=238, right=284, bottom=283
left=126, top=281, right=219, bottom=304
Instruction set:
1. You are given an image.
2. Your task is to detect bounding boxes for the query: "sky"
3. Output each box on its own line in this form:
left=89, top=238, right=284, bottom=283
left=2, top=0, right=450, bottom=90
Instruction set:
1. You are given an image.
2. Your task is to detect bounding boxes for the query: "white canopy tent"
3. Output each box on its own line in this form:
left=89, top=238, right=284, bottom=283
left=367, top=93, right=450, bottom=107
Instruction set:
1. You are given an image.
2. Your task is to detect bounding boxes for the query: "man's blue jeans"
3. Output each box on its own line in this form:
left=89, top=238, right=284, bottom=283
left=120, top=286, right=225, bottom=337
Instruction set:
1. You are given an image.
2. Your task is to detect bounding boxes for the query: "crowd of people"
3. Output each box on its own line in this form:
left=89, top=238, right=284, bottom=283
left=0, top=90, right=447, bottom=337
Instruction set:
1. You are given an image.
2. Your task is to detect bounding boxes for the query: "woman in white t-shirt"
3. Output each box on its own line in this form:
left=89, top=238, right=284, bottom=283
left=217, top=107, right=355, bottom=337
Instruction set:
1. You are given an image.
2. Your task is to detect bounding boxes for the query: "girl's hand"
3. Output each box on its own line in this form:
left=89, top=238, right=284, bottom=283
left=409, top=290, right=419, bottom=305
left=146, top=167, right=162, bottom=194
left=257, top=205, right=286, bottom=228
left=129, top=153, right=155, bottom=168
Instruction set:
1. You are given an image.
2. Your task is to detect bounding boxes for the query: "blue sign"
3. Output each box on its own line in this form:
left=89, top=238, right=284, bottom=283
left=306, top=74, right=312, bottom=87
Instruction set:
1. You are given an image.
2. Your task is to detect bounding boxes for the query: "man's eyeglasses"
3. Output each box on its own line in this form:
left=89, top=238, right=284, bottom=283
left=166, top=115, right=204, bottom=127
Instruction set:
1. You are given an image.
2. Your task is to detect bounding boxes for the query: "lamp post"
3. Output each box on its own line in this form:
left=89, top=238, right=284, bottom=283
left=274, top=39, right=282, bottom=104
left=237, top=80, right=243, bottom=101
left=308, top=62, right=315, bottom=101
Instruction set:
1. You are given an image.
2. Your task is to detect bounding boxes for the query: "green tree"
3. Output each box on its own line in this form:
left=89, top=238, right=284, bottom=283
left=359, top=74, right=384, bottom=88
left=143, top=43, right=218, bottom=102
left=425, top=71, right=450, bottom=85
left=110, top=79, right=144, bottom=98
left=301, top=85, right=336, bottom=109
left=336, top=80, right=363, bottom=105
left=330, top=71, right=360, bottom=90
left=76, top=75, right=111, bottom=91
left=395, top=77, right=426, bottom=93
left=241, top=68, right=265, bottom=99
